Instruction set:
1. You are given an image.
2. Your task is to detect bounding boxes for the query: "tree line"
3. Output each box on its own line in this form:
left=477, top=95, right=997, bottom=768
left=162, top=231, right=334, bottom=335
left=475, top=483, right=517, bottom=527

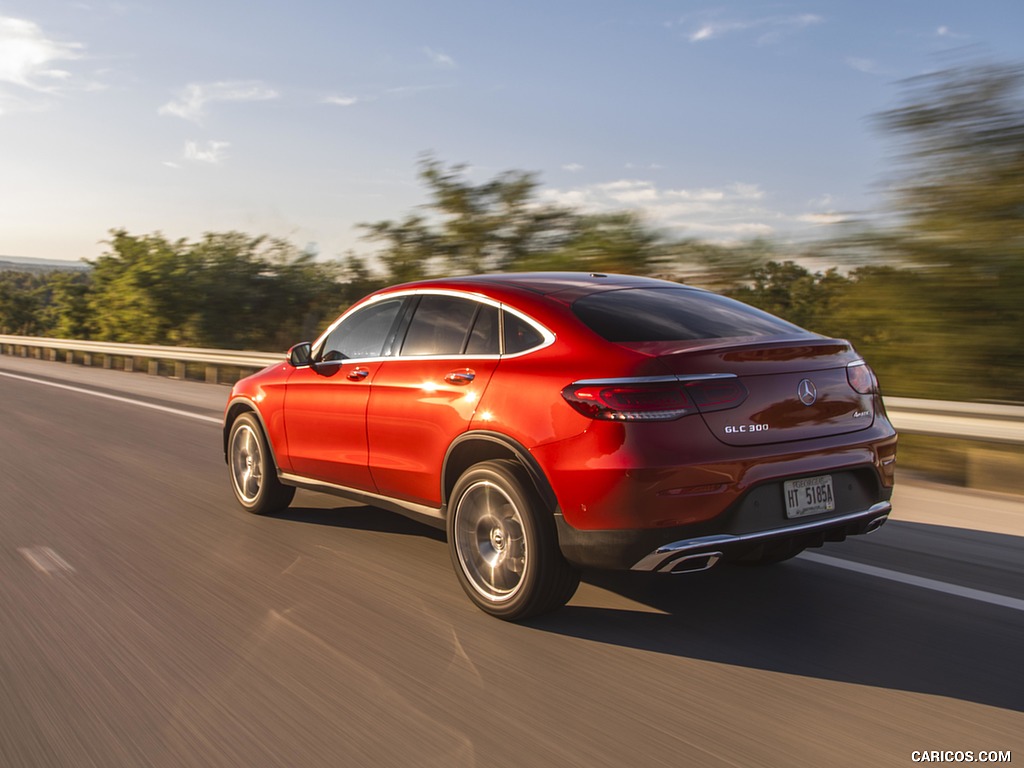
left=2, top=60, right=1022, bottom=403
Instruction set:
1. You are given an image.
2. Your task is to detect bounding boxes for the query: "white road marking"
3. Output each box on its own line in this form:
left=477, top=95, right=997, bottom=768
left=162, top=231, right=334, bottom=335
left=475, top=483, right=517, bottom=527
left=18, top=546, right=75, bottom=574
left=0, top=370, right=221, bottom=424
left=802, top=552, right=1024, bottom=613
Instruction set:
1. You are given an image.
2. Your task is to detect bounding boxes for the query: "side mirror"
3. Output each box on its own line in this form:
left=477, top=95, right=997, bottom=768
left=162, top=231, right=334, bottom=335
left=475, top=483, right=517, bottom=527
left=288, top=342, right=312, bottom=367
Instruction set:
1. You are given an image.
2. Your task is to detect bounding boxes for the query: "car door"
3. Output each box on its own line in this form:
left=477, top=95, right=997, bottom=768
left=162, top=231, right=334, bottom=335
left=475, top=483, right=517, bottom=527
left=283, top=297, right=406, bottom=491
left=367, top=294, right=500, bottom=506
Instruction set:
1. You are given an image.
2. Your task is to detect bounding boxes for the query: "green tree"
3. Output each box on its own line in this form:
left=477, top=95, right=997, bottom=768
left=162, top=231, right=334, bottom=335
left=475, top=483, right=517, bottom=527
left=86, top=230, right=347, bottom=351
left=873, top=60, right=1024, bottom=400
left=0, top=271, right=45, bottom=335
left=515, top=211, right=663, bottom=274
left=39, top=271, right=93, bottom=339
left=725, top=261, right=850, bottom=332
left=362, top=155, right=671, bottom=279
left=88, top=230, right=197, bottom=344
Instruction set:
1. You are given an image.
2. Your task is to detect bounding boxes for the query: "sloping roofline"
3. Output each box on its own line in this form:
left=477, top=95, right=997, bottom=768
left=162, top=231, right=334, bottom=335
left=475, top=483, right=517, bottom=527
left=397, top=272, right=705, bottom=304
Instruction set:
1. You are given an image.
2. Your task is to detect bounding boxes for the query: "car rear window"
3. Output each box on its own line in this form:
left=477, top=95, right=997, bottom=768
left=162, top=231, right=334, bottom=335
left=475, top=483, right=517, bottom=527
left=572, top=287, right=803, bottom=342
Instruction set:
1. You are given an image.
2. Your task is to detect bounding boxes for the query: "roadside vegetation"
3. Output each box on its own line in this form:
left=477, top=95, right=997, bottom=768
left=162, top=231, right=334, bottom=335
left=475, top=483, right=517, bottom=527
left=2, top=60, right=1022, bottom=405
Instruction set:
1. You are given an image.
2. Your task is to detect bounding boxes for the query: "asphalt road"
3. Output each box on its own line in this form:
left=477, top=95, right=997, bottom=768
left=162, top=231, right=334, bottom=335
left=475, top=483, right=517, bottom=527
left=1, top=356, right=1021, bottom=768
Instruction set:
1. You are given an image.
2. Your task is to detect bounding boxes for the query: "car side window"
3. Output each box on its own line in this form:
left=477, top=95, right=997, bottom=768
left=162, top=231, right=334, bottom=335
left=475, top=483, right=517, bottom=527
left=465, top=304, right=500, bottom=355
left=503, top=310, right=544, bottom=354
left=400, top=295, right=484, bottom=356
left=321, top=298, right=404, bottom=361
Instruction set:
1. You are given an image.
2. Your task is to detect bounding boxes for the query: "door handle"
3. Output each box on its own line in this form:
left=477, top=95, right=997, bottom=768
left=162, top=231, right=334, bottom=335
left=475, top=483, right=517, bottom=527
left=347, top=367, right=370, bottom=381
left=444, top=369, right=476, bottom=385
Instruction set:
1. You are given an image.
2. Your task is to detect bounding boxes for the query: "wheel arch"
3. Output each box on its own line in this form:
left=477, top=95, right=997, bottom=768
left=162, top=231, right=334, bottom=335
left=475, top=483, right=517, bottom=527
left=223, top=398, right=282, bottom=472
left=441, top=431, right=558, bottom=514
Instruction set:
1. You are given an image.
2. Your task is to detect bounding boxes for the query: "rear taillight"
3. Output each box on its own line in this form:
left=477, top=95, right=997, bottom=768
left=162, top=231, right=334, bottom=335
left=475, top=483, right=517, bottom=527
left=562, top=376, right=747, bottom=422
left=847, top=361, right=878, bottom=394
left=684, top=377, right=747, bottom=413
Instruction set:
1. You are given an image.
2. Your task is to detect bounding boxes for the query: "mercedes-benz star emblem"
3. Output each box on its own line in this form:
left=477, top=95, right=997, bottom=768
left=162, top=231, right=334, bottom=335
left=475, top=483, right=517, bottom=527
left=797, top=379, right=817, bottom=406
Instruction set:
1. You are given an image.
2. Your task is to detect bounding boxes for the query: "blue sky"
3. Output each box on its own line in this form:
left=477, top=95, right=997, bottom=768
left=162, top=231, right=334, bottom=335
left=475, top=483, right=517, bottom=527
left=1, top=0, right=1022, bottom=264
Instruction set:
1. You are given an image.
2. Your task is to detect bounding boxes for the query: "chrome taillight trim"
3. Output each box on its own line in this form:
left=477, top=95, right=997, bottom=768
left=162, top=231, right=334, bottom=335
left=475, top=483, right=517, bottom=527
left=569, top=373, right=738, bottom=387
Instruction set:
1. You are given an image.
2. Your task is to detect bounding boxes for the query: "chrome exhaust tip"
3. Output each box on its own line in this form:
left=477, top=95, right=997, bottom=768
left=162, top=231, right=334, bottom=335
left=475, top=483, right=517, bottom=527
left=660, top=552, right=722, bottom=574
left=864, top=515, right=888, bottom=534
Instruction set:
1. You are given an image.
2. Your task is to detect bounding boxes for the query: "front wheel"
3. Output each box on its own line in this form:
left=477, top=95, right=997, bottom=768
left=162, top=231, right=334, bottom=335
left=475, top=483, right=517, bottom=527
left=447, top=460, right=579, bottom=621
left=228, top=412, right=295, bottom=515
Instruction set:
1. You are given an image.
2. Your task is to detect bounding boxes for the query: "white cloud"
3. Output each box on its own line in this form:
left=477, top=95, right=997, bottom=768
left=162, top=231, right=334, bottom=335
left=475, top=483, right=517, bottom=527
left=596, top=179, right=659, bottom=203
left=423, top=47, right=456, bottom=68
left=847, top=57, right=886, bottom=75
left=0, top=16, right=83, bottom=89
left=0, top=15, right=90, bottom=113
left=562, top=163, right=584, bottom=172
left=796, top=212, right=846, bottom=225
left=683, top=13, right=822, bottom=45
left=729, top=182, right=764, bottom=200
left=664, top=188, right=725, bottom=202
left=539, top=177, right=837, bottom=241
left=322, top=95, right=358, bottom=106
left=797, top=194, right=847, bottom=226
left=932, top=25, right=969, bottom=40
left=183, top=140, right=230, bottom=164
left=690, top=25, right=715, bottom=42
left=159, top=80, right=279, bottom=123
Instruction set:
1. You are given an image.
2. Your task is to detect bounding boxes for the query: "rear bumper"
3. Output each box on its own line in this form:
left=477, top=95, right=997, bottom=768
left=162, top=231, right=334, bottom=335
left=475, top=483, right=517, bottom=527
left=630, top=502, right=890, bottom=572
left=553, top=463, right=893, bottom=570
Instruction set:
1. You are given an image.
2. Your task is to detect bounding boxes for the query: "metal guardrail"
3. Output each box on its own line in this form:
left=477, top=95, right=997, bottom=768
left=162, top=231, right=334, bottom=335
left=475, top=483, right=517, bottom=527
left=0, top=334, right=281, bottom=384
left=884, top=397, right=1024, bottom=445
left=1, top=334, right=1023, bottom=444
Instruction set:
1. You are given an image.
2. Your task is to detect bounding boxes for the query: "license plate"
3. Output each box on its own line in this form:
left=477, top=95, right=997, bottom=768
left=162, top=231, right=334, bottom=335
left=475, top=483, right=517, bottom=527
left=783, top=475, right=835, bottom=518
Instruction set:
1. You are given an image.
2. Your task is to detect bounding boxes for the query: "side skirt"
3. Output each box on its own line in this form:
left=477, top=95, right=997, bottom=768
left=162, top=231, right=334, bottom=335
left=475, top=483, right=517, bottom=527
left=277, top=472, right=447, bottom=531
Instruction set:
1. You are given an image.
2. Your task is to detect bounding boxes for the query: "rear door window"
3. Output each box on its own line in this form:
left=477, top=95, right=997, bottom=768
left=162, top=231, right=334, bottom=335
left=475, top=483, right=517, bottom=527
left=400, top=295, right=482, bottom=356
left=466, top=304, right=500, bottom=355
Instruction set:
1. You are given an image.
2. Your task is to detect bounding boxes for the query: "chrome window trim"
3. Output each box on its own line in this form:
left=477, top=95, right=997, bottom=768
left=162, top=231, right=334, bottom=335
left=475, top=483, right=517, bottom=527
left=311, top=294, right=408, bottom=363
left=311, top=288, right=555, bottom=364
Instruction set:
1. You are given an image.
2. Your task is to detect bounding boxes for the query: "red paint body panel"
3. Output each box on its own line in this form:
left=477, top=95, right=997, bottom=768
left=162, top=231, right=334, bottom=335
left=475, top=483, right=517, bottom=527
left=283, top=361, right=383, bottom=491
left=531, top=419, right=896, bottom=530
left=368, top=357, right=499, bottom=505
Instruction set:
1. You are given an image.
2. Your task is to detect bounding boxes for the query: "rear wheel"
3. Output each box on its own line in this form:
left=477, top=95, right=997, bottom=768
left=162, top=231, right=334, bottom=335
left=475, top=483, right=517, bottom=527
left=228, top=412, right=295, bottom=515
left=448, top=460, right=579, bottom=621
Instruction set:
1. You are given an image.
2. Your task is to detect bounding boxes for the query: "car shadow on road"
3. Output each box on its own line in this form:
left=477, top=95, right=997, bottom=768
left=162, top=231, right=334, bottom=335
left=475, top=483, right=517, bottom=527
left=267, top=501, right=446, bottom=543
left=263, top=501, right=1023, bottom=713
left=530, top=552, right=1024, bottom=713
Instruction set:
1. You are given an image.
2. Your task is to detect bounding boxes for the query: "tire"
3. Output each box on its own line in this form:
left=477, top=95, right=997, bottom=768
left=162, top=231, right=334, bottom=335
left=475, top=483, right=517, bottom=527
left=227, top=412, right=295, bottom=515
left=447, top=460, right=579, bottom=621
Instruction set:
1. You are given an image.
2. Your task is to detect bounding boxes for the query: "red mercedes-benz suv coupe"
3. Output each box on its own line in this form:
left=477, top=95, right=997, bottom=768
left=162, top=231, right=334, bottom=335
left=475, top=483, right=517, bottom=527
left=224, top=273, right=897, bottom=620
